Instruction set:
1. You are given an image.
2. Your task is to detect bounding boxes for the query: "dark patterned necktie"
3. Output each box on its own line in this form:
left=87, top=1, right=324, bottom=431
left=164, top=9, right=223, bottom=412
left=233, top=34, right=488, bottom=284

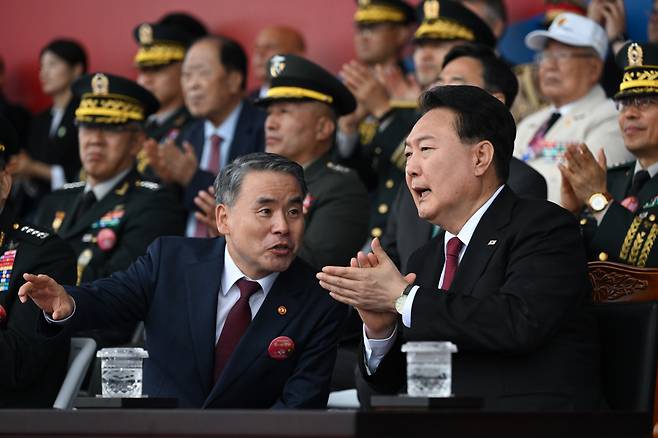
left=441, top=237, right=463, bottom=290
left=213, top=278, right=261, bottom=383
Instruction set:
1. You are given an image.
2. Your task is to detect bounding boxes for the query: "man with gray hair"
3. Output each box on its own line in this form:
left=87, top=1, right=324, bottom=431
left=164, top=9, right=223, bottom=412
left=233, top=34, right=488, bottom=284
left=18, top=152, right=347, bottom=409
left=514, top=12, right=633, bottom=203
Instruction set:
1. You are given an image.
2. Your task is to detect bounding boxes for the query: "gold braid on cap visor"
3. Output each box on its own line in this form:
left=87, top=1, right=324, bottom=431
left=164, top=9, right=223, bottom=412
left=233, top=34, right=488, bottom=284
left=266, top=87, right=334, bottom=104
left=619, top=67, right=658, bottom=91
left=414, top=20, right=475, bottom=41
left=354, top=6, right=406, bottom=23
left=134, top=43, right=186, bottom=66
left=75, top=94, right=145, bottom=124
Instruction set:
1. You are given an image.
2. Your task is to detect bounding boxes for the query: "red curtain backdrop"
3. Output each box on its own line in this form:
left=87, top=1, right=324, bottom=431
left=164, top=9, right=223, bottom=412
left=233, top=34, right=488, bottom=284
left=0, top=0, right=544, bottom=113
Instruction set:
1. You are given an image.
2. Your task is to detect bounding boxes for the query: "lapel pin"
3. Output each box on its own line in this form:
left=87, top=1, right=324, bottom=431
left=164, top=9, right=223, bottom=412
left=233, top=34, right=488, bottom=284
left=487, top=240, right=497, bottom=246
left=97, top=228, right=117, bottom=252
left=277, top=305, right=287, bottom=316
left=268, top=336, right=295, bottom=360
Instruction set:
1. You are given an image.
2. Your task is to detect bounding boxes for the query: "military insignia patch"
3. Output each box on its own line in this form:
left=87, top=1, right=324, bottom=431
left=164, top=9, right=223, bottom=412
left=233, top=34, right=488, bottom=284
left=628, top=43, right=643, bottom=67
left=138, top=23, right=153, bottom=45
left=92, top=208, right=125, bottom=229
left=424, top=0, right=439, bottom=20
left=52, top=211, right=66, bottom=232
left=643, top=195, right=658, bottom=209
left=91, top=73, right=109, bottom=95
left=0, top=249, right=17, bottom=292
left=303, top=193, right=315, bottom=215
left=270, top=55, right=286, bottom=78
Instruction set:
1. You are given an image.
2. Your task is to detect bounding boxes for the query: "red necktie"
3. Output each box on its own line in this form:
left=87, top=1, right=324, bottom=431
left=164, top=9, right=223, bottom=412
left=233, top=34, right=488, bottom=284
left=441, top=237, right=463, bottom=290
left=194, top=134, right=223, bottom=237
left=213, top=278, right=261, bottom=383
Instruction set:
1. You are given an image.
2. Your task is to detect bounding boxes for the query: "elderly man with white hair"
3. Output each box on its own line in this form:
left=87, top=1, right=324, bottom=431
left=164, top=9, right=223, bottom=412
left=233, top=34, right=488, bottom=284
left=514, top=12, right=633, bottom=204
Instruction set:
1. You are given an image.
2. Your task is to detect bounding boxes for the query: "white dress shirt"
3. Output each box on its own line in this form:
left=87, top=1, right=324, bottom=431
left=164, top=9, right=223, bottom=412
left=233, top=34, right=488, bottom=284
left=364, top=185, right=505, bottom=373
left=216, top=245, right=279, bottom=342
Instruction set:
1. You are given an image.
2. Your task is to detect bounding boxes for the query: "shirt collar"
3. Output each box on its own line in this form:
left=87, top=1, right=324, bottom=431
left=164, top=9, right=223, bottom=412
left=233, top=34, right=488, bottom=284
left=550, top=85, right=602, bottom=116
left=84, top=167, right=132, bottom=201
left=634, top=160, right=658, bottom=179
left=221, top=244, right=279, bottom=297
left=203, top=101, right=243, bottom=141
left=444, top=185, right=505, bottom=249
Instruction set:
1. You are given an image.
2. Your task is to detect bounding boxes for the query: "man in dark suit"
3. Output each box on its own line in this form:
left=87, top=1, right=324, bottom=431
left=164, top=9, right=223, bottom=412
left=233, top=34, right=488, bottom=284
left=318, top=86, right=601, bottom=411
left=561, top=42, right=658, bottom=268
left=0, top=115, right=77, bottom=408
left=382, top=44, right=547, bottom=270
left=145, top=36, right=265, bottom=238
left=20, top=152, right=347, bottom=409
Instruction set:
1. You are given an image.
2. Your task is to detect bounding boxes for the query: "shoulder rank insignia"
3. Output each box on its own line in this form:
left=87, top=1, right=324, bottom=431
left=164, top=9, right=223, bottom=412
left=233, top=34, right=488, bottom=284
left=135, top=180, right=161, bottom=190
left=0, top=249, right=17, bottom=292
left=20, top=226, right=49, bottom=239
left=326, top=162, right=350, bottom=174
left=62, top=181, right=86, bottom=190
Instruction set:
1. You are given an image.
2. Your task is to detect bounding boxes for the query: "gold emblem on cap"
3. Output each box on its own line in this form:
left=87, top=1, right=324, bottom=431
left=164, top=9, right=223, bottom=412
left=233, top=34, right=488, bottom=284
left=139, top=23, right=153, bottom=45
left=269, top=55, right=286, bottom=78
left=0, top=144, right=4, bottom=152
left=91, top=73, right=109, bottom=95
left=277, top=306, right=287, bottom=316
left=628, top=43, right=643, bottom=67
left=424, top=0, right=440, bottom=20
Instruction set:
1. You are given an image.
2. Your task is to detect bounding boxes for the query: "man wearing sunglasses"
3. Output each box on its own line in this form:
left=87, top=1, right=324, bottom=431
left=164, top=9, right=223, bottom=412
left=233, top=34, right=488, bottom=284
left=514, top=12, right=632, bottom=204
left=560, top=42, right=658, bottom=268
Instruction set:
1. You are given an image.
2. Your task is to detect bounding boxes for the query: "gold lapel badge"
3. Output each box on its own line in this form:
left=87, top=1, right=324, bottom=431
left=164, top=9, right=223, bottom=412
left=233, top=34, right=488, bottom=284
left=277, top=305, right=287, bottom=316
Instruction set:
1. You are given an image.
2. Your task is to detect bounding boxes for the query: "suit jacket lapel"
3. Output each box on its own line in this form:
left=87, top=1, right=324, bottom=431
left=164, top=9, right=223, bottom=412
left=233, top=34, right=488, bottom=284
left=416, top=233, right=444, bottom=288
left=185, top=238, right=224, bottom=395
left=638, top=173, right=658, bottom=206
left=228, top=101, right=257, bottom=162
left=449, top=187, right=514, bottom=295
left=57, top=191, right=84, bottom=235
left=204, top=259, right=305, bottom=406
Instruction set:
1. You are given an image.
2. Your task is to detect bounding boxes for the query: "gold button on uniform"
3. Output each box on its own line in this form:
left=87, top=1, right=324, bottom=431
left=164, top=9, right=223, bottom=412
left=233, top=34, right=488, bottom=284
left=12, top=223, right=19, bottom=230
left=374, top=147, right=382, bottom=155
left=385, top=179, right=394, bottom=189
left=378, top=203, right=388, bottom=214
left=650, top=214, right=656, bottom=222
left=580, top=218, right=587, bottom=225
left=598, top=252, right=608, bottom=261
left=371, top=227, right=382, bottom=238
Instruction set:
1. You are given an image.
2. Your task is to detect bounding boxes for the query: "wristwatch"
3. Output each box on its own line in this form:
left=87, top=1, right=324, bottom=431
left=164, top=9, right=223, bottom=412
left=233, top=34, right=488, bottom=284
left=587, top=192, right=613, bottom=213
left=394, top=284, right=415, bottom=314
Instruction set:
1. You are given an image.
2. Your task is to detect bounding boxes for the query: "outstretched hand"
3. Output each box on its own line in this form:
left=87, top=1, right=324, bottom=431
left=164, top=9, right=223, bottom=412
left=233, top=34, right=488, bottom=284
left=18, top=273, right=74, bottom=320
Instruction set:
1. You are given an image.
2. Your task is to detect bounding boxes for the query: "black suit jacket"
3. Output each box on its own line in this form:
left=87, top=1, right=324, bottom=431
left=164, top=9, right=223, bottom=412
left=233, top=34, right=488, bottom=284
left=178, top=100, right=265, bottom=212
left=383, top=157, right=547, bottom=271
left=359, top=187, right=601, bottom=411
left=0, top=219, right=76, bottom=407
left=59, top=237, right=347, bottom=408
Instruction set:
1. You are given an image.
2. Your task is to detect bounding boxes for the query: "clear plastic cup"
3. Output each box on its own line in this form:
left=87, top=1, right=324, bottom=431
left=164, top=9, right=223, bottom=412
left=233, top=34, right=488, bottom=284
left=96, top=348, right=149, bottom=398
left=401, top=341, right=457, bottom=397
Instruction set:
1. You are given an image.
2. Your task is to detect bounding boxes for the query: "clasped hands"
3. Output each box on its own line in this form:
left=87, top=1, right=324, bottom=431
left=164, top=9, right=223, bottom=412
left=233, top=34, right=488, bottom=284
left=142, top=137, right=198, bottom=186
left=316, top=238, right=416, bottom=339
left=558, top=143, right=608, bottom=214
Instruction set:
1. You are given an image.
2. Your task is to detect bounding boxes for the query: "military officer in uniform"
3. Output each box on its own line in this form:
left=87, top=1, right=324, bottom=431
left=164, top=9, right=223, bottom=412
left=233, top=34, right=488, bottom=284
left=33, top=73, right=186, bottom=344
left=132, top=21, right=196, bottom=177
left=561, top=42, right=658, bottom=267
left=0, top=115, right=77, bottom=407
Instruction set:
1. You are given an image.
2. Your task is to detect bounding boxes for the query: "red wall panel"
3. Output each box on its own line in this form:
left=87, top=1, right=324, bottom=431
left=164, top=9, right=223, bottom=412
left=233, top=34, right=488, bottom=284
left=0, top=0, right=543, bottom=113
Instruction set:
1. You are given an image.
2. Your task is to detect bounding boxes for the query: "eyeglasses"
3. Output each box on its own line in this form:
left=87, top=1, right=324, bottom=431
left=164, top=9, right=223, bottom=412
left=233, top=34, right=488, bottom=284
left=534, top=51, right=596, bottom=64
left=614, top=96, right=658, bottom=112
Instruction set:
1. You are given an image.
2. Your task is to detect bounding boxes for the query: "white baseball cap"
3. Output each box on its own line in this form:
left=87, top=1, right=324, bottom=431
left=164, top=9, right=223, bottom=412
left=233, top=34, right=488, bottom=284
left=525, top=13, right=608, bottom=59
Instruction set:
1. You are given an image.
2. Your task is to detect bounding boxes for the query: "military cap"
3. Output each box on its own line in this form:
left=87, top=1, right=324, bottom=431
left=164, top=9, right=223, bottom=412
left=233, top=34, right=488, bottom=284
left=414, top=0, right=496, bottom=48
left=256, top=54, right=357, bottom=116
left=614, top=42, right=658, bottom=100
left=354, top=0, right=416, bottom=25
left=0, top=115, right=19, bottom=165
left=133, top=22, right=192, bottom=67
left=72, top=72, right=160, bottom=125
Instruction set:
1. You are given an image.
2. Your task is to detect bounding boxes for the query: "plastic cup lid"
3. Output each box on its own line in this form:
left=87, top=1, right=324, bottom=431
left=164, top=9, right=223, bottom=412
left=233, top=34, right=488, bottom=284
left=401, top=341, right=458, bottom=353
left=96, top=347, right=149, bottom=359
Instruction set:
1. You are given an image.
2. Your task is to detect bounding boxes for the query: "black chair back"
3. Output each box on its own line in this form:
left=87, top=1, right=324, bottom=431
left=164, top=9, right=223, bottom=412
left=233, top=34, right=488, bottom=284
left=594, top=301, right=658, bottom=411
